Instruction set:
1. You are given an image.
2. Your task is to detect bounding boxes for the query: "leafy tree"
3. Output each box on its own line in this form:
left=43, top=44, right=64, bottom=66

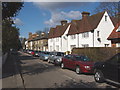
left=93, top=2, right=119, bottom=17
left=2, top=2, right=24, bottom=53
left=2, top=2, right=23, bottom=20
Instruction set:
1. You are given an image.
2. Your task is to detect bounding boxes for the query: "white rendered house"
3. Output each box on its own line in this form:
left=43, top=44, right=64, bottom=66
left=48, top=11, right=116, bottom=52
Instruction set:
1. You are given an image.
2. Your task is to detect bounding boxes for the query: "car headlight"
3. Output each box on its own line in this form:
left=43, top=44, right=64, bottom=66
left=84, top=66, right=90, bottom=69
left=57, top=58, right=62, bottom=62
left=45, top=56, right=48, bottom=59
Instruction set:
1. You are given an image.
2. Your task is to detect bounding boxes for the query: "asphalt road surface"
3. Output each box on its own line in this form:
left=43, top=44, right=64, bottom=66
left=16, top=51, right=119, bottom=89
left=2, top=51, right=119, bottom=89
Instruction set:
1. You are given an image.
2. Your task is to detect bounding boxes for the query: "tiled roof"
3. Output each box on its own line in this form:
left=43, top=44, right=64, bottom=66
left=110, top=17, right=119, bottom=27
left=28, top=33, right=39, bottom=41
left=48, top=11, right=119, bottom=38
left=48, top=23, right=70, bottom=38
left=68, top=11, right=105, bottom=35
left=108, top=22, right=120, bottom=40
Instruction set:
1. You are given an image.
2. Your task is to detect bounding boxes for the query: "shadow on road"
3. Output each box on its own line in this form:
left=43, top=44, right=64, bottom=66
left=21, top=62, right=59, bottom=75
left=54, top=79, right=117, bottom=88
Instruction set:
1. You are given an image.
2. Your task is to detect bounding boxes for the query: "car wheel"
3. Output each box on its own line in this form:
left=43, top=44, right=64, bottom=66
left=75, top=66, right=81, bottom=74
left=94, top=70, right=105, bottom=83
left=61, top=63, right=65, bottom=69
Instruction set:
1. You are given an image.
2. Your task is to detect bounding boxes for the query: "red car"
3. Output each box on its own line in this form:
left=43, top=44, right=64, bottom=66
left=61, top=54, right=94, bottom=74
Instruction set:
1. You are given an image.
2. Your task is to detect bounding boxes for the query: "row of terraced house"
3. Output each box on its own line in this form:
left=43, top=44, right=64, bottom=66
left=25, top=32, right=48, bottom=51
left=24, top=11, right=120, bottom=52
left=48, top=11, right=120, bottom=52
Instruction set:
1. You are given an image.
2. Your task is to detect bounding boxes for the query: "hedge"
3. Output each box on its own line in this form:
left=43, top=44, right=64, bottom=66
left=72, top=47, right=120, bottom=62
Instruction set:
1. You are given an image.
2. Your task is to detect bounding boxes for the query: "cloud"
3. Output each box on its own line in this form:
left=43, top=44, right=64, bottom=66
left=44, top=11, right=82, bottom=27
left=32, top=2, right=93, bottom=12
left=13, top=18, right=23, bottom=26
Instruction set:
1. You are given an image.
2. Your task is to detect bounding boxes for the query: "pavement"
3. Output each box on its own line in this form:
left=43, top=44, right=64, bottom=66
left=2, top=52, right=24, bottom=89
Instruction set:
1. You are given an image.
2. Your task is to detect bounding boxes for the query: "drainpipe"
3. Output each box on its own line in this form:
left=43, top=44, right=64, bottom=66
left=77, top=34, right=79, bottom=47
left=92, top=30, right=94, bottom=47
left=61, top=36, right=62, bottom=52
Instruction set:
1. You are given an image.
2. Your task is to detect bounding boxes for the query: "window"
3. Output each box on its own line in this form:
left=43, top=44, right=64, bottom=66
left=65, top=55, right=71, bottom=59
left=82, top=32, right=89, bottom=38
left=104, top=44, right=109, bottom=47
left=105, top=15, right=107, bottom=21
left=108, top=53, right=120, bottom=64
left=50, top=46, right=52, bottom=51
left=116, top=43, right=120, bottom=47
left=71, top=35, right=76, bottom=39
left=97, top=31, right=99, bottom=37
left=56, top=38, right=59, bottom=42
left=81, top=44, right=89, bottom=47
left=70, top=45, right=76, bottom=50
left=56, top=45, right=59, bottom=51
left=50, top=39, right=53, bottom=42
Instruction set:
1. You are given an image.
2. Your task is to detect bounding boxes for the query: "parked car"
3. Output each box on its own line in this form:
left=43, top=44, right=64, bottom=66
left=27, top=50, right=33, bottom=54
left=39, top=51, right=50, bottom=61
left=61, top=54, right=94, bottom=74
left=94, top=53, right=120, bottom=86
left=34, top=51, right=41, bottom=57
left=31, top=50, right=35, bottom=56
left=48, top=52, right=64, bottom=65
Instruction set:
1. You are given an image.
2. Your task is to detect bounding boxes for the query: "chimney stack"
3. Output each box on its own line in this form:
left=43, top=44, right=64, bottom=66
left=61, top=20, right=67, bottom=26
left=82, top=11, right=90, bottom=18
left=29, top=32, right=32, bottom=38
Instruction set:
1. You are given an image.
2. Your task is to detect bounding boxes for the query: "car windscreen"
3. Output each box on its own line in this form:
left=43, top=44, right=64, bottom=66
left=56, top=52, right=64, bottom=56
left=75, top=56, right=90, bottom=61
left=44, top=52, right=50, bottom=55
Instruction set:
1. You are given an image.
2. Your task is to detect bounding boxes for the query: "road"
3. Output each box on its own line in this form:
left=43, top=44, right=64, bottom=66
left=15, top=51, right=118, bottom=89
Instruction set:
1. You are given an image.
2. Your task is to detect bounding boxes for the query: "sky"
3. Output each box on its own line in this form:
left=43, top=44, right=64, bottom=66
left=15, top=2, right=100, bottom=38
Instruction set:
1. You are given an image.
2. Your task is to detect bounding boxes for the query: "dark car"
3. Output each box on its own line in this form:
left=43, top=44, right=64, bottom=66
left=34, top=51, right=41, bottom=57
left=94, top=53, right=120, bottom=86
left=61, top=54, right=94, bottom=74
left=48, top=52, right=64, bottom=65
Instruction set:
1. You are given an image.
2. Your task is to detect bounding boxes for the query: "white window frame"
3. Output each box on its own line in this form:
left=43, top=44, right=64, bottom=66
left=116, top=43, right=120, bottom=47
left=71, top=35, right=76, bottom=39
left=81, top=44, right=89, bottom=47
left=82, top=32, right=89, bottom=38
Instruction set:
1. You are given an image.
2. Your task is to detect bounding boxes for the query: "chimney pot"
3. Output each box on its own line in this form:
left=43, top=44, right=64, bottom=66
left=82, top=11, right=90, bottom=18
left=61, top=20, right=67, bottom=26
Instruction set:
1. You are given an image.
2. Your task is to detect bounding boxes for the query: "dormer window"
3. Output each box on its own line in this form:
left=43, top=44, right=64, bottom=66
left=105, top=15, right=107, bottom=21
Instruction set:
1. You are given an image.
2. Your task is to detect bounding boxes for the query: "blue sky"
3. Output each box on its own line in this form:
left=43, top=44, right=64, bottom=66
left=15, top=2, right=100, bottom=38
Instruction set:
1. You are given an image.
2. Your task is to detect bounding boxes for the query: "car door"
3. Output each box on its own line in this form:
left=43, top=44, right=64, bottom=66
left=63, top=55, right=71, bottom=68
left=103, top=54, right=119, bottom=82
left=69, top=55, right=76, bottom=69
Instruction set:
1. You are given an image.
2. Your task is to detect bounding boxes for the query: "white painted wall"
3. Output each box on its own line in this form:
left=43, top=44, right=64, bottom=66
left=94, top=11, right=114, bottom=47
left=61, top=24, right=71, bottom=52
left=48, top=11, right=115, bottom=52
left=79, top=32, right=93, bottom=47
left=67, top=34, right=78, bottom=51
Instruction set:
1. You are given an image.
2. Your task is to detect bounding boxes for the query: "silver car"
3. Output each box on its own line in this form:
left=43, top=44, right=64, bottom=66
left=48, top=52, right=64, bottom=65
left=39, top=51, right=50, bottom=61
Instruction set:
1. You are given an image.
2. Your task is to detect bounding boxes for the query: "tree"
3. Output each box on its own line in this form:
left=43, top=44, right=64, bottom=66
left=93, top=2, right=119, bottom=17
left=2, top=2, right=23, bottom=20
left=2, top=2, right=24, bottom=53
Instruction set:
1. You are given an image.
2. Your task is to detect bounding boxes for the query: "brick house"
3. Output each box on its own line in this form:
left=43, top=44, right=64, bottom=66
left=108, top=22, right=120, bottom=47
